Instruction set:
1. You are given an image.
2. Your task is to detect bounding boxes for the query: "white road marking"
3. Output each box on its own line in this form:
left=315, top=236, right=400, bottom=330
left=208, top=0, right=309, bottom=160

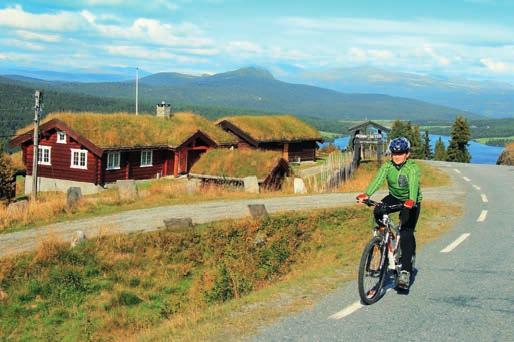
left=441, top=233, right=471, bottom=253
left=454, top=168, right=461, bottom=174
left=477, top=210, right=488, bottom=222
left=329, top=301, right=363, bottom=320
left=473, top=184, right=481, bottom=190
left=463, top=176, right=471, bottom=182
left=481, top=194, right=488, bottom=203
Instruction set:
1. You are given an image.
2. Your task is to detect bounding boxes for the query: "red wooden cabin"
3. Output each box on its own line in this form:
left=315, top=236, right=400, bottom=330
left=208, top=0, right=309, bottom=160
left=217, top=115, right=323, bottom=162
left=10, top=112, right=236, bottom=194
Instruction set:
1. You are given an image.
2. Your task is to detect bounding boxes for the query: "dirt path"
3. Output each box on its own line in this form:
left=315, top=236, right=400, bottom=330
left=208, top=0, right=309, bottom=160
left=0, top=174, right=464, bottom=258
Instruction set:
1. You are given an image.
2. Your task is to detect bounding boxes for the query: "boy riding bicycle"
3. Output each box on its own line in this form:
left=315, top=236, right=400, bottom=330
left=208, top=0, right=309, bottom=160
left=356, top=137, right=422, bottom=290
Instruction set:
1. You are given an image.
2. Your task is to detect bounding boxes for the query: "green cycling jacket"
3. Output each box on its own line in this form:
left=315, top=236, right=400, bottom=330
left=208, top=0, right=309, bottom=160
left=365, top=159, right=422, bottom=202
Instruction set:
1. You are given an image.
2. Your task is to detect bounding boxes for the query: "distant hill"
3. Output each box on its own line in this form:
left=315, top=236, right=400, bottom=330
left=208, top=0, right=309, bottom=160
left=1, top=67, right=483, bottom=121
left=288, top=66, right=514, bottom=118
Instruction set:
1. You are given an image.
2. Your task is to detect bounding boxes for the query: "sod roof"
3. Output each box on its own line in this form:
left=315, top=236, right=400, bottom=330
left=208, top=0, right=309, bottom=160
left=16, top=112, right=237, bottom=149
left=190, top=149, right=284, bottom=179
left=217, top=115, right=322, bottom=142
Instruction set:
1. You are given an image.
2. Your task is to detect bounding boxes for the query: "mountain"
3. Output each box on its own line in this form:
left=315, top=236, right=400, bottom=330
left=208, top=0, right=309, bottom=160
left=0, top=67, right=483, bottom=122
left=285, top=66, right=514, bottom=118
left=0, top=65, right=151, bottom=82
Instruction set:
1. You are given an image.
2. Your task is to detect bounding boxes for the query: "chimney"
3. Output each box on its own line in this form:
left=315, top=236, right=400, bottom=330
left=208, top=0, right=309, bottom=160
left=156, top=101, right=172, bottom=118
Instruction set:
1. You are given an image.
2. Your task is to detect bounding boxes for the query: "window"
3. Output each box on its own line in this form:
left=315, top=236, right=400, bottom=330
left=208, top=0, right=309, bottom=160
left=57, top=131, right=66, bottom=144
left=107, top=151, right=120, bottom=170
left=37, top=146, right=51, bottom=165
left=71, top=149, right=88, bottom=169
left=140, top=150, right=153, bottom=167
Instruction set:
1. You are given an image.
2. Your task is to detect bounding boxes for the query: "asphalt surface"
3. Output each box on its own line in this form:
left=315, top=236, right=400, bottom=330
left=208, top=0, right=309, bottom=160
left=0, top=181, right=463, bottom=259
left=251, top=161, right=514, bottom=341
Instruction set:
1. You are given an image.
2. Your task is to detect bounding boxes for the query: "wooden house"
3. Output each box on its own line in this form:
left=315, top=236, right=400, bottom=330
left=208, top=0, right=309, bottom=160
left=347, top=120, right=391, bottom=161
left=9, top=112, right=237, bottom=194
left=216, top=115, right=322, bottom=162
left=189, top=149, right=290, bottom=190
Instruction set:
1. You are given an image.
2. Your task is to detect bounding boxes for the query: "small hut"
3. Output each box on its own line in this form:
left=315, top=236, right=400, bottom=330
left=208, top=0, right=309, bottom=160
left=189, top=149, right=290, bottom=190
left=348, top=120, right=391, bottom=161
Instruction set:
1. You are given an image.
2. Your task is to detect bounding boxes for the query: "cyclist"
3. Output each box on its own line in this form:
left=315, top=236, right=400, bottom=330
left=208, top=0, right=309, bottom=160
left=356, top=137, right=422, bottom=290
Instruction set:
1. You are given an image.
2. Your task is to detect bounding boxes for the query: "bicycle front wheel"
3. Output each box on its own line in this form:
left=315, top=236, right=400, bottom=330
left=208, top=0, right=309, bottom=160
left=358, top=237, right=387, bottom=305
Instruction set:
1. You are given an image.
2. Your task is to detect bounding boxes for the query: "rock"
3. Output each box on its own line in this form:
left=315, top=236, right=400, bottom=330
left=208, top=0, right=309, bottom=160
left=0, top=289, right=8, bottom=301
left=116, top=180, right=139, bottom=201
left=248, top=204, right=269, bottom=220
left=496, top=146, right=514, bottom=165
left=186, top=179, right=201, bottom=195
left=253, top=232, right=267, bottom=247
left=66, top=187, right=82, bottom=209
left=70, top=230, right=86, bottom=248
left=294, top=178, right=307, bottom=194
left=163, top=218, right=193, bottom=230
left=243, top=176, right=259, bottom=194
left=6, top=199, right=28, bottom=216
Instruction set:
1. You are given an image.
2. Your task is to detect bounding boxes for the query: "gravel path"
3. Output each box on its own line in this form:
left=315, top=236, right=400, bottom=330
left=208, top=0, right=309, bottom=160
left=0, top=164, right=464, bottom=259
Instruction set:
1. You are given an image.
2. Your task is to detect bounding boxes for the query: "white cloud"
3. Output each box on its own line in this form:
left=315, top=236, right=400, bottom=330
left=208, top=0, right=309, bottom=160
left=0, top=53, right=6, bottom=60
left=480, top=58, right=514, bottom=73
left=106, top=45, right=206, bottom=64
left=0, top=5, right=86, bottom=31
left=226, top=41, right=262, bottom=55
left=4, top=39, right=45, bottom=51
left=349, top=47, right=367, bottom=61
left=421, top=45, right=450, bottom=66
left=16, top=30, right=61, bottom=42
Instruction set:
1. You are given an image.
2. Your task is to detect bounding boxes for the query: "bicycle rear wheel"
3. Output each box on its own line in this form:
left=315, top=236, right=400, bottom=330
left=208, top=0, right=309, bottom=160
left=358, top=237, right=387, bottom=305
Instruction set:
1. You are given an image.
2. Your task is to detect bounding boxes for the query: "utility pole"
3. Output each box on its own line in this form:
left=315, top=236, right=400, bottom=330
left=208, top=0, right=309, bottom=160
left=31, top=90, right=42, bottom=199
left=135, top=67, right=139, bottom=115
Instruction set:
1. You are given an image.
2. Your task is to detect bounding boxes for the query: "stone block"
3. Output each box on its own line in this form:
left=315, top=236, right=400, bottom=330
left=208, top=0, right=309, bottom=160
left=243, top=176, right=259, bottom=193
left=186, top=179, right=201, bottom=195
left=67, top=187, right=82, bottom=209
left=293, top=178, right=307, bottom=194
left=70, top=230, right=87, bottom=248
left=117, top=180, right=138, bottom=201
left=0, top=289, right=8, bottom=302
left=248, top=204, right=269, bottom=220
left=7, top=199, right=28, bottom=216
left=163, top=218, right=193, bottom=230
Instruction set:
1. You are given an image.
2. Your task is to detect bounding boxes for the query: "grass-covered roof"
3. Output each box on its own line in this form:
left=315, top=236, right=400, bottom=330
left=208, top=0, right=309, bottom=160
left=16, top=112, right=237, bottom=149
left=190, top=149, right=284, bottom=179
left=218, top=115, right=322, bottom=142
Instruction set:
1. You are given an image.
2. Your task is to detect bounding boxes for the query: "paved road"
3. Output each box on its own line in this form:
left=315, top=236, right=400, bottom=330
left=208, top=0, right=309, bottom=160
left=1, top=171, right=463, bottom=258
left=252, top=161, right=514, bottom=341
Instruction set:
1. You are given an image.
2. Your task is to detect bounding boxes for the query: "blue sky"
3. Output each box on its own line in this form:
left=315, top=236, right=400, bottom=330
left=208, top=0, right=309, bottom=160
left=1, top=0, right=514, bottom=82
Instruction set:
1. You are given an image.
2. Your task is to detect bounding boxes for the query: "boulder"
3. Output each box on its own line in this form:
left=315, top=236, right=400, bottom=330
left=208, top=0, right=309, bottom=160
left=243, top=176, right=259, bottom=194
left=66, top=187, right=82, bottom=209
left=294, top=178, right=307, bottom=194
left=248, top=204, right=269, bottom=220
left=116, top=180, right=138, bottom=201
left=6, top=199, right=28, bottom=216
left=163, top=218, right=193, bottom=230
left=70, top=230, right=87, bottom=248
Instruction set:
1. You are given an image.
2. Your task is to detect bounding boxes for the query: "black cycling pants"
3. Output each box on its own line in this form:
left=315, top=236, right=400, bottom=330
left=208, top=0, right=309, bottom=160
left=373, top=194, right=421, bottom=273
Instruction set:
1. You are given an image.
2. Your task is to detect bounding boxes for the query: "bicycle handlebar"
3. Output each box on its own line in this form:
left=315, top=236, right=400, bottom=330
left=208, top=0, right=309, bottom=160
left=359, top=198, right=404, bottom=211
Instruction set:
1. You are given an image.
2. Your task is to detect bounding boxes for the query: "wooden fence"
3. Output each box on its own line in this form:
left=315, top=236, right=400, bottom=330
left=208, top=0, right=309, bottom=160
left=301, top=150, right=357, bottom=193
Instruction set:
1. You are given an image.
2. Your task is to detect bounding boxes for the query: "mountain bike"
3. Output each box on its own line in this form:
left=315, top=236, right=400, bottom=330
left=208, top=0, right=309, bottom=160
left=357, top=198, right=415, bottom=305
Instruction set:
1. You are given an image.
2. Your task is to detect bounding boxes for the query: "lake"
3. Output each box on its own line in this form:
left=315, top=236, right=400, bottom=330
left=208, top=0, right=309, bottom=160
left=323, top=135, right=504, bottom=165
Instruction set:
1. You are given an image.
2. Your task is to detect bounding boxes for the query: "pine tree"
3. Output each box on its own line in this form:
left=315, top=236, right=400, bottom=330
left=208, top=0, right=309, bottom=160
left=389, top=119, right=423, bottom=158
left=446, top=116, right=471, bottom=163
left=390, top=120, right=409, bottom=139
left=0, top=147, right=15, bottom=201
left=423, top=130, right=433, bottom=160
left=434, top=137, right=447, bottom=160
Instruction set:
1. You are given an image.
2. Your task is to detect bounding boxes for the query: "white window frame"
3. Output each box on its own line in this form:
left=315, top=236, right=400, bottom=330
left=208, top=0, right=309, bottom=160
left=140, top=150, right=153, bottom=167
left=70, top=149, right=88, bottom=170
left=106, top=151, right=121, bottom=170
left=37, top=146, right=51, bottom=166
left=56, top=131, right=66, bottom=144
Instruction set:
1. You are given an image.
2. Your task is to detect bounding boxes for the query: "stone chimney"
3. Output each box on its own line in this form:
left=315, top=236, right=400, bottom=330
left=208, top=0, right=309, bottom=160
left=156, top=101, right=172, bottom=118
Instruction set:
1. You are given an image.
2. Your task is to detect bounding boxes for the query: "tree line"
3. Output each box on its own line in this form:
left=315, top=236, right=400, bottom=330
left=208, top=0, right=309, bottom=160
left=390, top=116, right=472, bottom=163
